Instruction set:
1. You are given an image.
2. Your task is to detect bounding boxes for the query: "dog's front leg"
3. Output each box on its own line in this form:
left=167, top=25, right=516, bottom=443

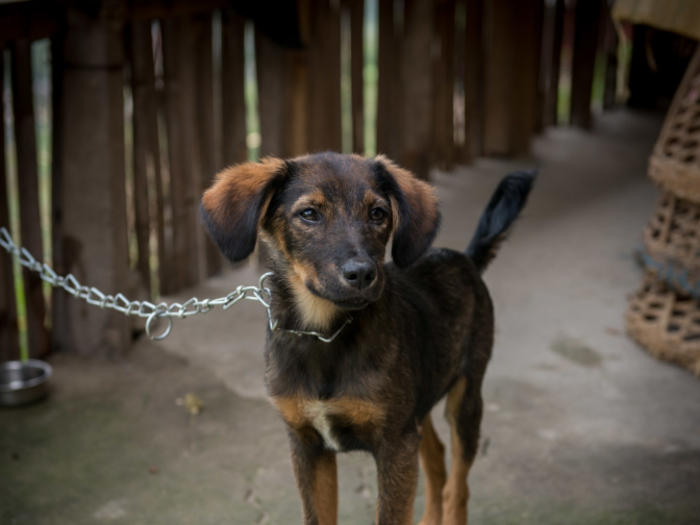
left=288, top=431, right=338, bottom=525
left=375, top=432, right=421, bottom=525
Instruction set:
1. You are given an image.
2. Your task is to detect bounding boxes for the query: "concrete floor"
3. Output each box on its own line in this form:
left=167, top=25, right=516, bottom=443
left=3, top=109, right=700, bottom=525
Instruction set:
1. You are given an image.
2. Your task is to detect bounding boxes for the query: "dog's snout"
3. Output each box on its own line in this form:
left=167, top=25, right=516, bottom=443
left=341, top=260, right=376, bottom=290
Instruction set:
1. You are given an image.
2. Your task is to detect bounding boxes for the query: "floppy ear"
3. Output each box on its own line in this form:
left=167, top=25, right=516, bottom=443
left=374, top=155, right=441, bottom=268
left=201, top=158, right=287, bottom=263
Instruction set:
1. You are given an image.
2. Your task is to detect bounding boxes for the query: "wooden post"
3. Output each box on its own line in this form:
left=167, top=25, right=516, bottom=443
left=533, top=0, right=547, bottom=134
left=511, top=0, right=543, bottom=156
left=602, top=4, right=618, bottom=110
left=129, top=22, right=153, bottom=296
left=543, top=0, right=564, bottom=127
left=570, top=0, right=602, bottom=129
left=345, top=0, right=365, bottom=154
left=10, top=38, right=50, bottom=358
left=50, top=32, right=68, bottom=353
left=376, top=0, right=402, bottom=161
left=482, top=0, right=513, bottom=156
left=256, top=28, right=287, bottom=158
left=0, top=47, right=19, bottom=362
left=307, top=0, right=342, bottom=153
left=162, top=16, right=202, bottom=289
left=401, top=0, right=434, bottom=178
left=483, top=0, right=542, bottom=157
left=456, top=0, right=484, bottom=163
left=221, top=8, right=247, bottom=166
left=282, top=48, right=310, bottom=158
left=256, top=29, right=308, bottom=159
left=57, top=5, right=130, bottom=356
left=433, top=0, right=456, bottom=170
left=130, top=20, right=167, bottom=297
left=193, top=13, right=223, bottom=278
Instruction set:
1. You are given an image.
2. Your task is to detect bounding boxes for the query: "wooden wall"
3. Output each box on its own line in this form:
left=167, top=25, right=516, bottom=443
left=0, top=0, right=616, bottom=359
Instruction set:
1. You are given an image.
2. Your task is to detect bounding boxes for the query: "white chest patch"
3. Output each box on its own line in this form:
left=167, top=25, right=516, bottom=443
left=304, top=401, right=342, bottom=451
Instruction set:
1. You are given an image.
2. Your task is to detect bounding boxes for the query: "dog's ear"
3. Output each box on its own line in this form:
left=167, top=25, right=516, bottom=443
left=374, top=155, right=440, bottom=268
left=201, top=158, right=288, bottom=263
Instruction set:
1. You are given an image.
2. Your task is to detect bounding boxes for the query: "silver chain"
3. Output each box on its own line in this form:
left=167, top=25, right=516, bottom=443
left=0, top=226, right=350, bottom=343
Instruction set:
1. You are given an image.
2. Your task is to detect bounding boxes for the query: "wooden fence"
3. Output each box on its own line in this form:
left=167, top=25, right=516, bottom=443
left=0, top=0, right=618, bottom=360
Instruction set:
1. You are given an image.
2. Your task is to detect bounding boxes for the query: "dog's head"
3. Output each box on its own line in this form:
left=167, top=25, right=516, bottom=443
left=201, top=153, right=440, bottom=328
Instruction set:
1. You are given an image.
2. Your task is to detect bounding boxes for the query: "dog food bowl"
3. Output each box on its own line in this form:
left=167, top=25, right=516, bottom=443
left=0, top=360, right=52, bottom=407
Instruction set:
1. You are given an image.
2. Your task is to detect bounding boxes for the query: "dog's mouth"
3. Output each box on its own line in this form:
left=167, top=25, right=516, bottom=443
left=305, top=281, right=380, bottom=312
left=331, top=298, right=371, bottom=311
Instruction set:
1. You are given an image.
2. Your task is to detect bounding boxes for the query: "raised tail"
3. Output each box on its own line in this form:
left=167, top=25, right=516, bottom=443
left=466, top=169, right=537, bottom=274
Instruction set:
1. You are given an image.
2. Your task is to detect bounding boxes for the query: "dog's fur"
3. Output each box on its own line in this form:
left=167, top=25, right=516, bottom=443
left=201, top=152, right=535, bottom=525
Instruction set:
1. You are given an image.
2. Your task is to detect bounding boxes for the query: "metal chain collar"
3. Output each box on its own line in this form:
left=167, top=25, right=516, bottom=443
left=0, top=227, right=350, bottom=343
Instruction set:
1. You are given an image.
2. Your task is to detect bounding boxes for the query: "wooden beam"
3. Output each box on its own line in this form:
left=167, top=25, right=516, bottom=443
left=0, top=6, right=60, bottom=43
left=570, top=0, right=603, bottom=129
left=401, top=0, right=434, bottom=178
left=221, top=8, right=247, bottom=166
left=543, top=0, right=564, bottom=127
left=57, top=5, right=130, bottom=356
left=193, top=13, right=223, bottom=277
left=162, top=16, right=202, bottom=289
left=432, top=0, right=456, bottom=170
left=129, top=0, right=229, bottom=21
left=0, top=47, right=19, bottom=362
left=10, top=38, right=50, bottom=359
left=307, top=0, right=342, bottom=153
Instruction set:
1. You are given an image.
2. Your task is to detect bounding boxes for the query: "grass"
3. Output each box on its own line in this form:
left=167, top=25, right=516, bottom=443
left=3, top=41, right=53, bottom=361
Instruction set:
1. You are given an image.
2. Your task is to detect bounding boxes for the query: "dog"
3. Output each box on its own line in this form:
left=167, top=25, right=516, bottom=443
left=201, top=152, right=535, bottom=525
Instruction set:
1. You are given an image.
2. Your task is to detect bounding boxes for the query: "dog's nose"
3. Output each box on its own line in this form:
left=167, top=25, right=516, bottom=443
left=341, top=260, right=376, bottom=290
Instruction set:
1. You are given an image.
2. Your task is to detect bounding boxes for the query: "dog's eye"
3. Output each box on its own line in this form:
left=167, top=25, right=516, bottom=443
left=300, top=208, right=321, bottom=222
left=370, top=208, right=386, bottom=223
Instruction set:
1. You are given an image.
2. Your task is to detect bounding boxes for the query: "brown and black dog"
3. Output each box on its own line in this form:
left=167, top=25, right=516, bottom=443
left=201, top=152, right=535, bottom=525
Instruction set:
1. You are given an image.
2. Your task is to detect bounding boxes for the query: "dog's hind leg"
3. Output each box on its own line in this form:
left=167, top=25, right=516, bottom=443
left=442, top=376, right=483, bottom=525
left=418, top=413, right=447, bottom=525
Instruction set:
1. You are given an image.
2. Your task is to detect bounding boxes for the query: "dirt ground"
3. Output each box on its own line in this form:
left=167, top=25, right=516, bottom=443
left=2, top=109, right=700, bottom=525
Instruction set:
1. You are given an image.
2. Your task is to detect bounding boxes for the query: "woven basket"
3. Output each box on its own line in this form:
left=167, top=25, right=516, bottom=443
left=641, top=191, right=700, bottom=298
left=649, top=48, right=700, bottom=203
left=626, top=271, right=700, bottom=376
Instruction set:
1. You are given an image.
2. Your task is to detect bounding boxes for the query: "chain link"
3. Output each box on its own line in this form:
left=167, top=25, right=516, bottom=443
left=0, top=226, right=349, bottom=343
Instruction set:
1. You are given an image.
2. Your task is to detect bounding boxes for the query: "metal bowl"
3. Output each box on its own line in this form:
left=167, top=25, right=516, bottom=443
left=0, top=360, right=52, bottom=407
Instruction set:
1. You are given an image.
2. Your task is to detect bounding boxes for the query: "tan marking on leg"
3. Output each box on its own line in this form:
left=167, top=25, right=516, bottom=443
left=442, top=377, right=471, bottom=525
left=270, top=396, right=306, bottom=428
left=312, top=452, right=338, bottom=525
left=418, top=413, right=446, bottom=525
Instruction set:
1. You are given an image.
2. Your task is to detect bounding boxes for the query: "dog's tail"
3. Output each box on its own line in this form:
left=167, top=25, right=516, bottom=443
left=466, top=169, right=536, bottom=274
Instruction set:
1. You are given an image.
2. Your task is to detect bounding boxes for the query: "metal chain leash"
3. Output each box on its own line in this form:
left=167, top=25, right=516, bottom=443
left=0, top=227, right=350, bottom=343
